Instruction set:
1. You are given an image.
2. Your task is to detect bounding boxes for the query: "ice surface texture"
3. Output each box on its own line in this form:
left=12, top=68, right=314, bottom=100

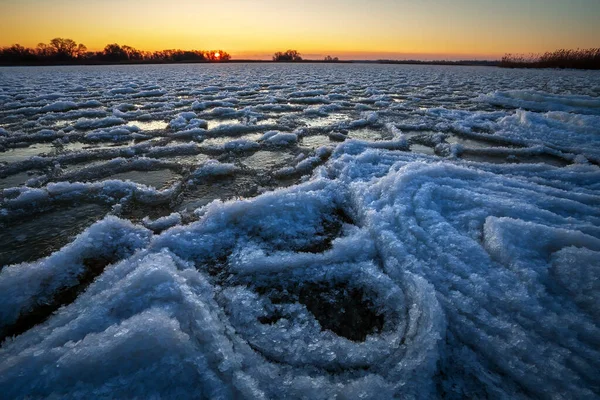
left=1, top=143, right=599, bottom=398
left=0, top=64, right=599, bottom=399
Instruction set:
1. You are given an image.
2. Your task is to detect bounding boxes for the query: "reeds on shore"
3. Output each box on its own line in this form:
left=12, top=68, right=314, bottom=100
left=500, top=48, right=600, bottom=70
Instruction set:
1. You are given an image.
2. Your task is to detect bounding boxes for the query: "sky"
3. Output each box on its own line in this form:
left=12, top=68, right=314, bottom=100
left=0, top=0, right=599, bottom=60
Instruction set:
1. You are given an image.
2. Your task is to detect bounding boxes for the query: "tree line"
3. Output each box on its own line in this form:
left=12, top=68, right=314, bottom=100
left=500, top=48, right=600, bottom=69
left=0, top=38, right=231, bottom=65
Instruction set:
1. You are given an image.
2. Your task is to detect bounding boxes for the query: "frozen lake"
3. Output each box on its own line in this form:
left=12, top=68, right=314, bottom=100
left=1, top=63, right=599, bottom=398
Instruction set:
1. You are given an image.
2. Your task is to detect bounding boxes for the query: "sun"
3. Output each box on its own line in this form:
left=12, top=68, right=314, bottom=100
left=214, top=52, right=221, bottom=59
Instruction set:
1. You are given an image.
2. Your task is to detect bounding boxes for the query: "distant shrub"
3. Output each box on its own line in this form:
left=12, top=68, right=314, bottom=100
left=500, top=48, right=600, bottom=70
left=273, top=50, right=302, bottom=62
left=324, top=55, right=339, bottom=62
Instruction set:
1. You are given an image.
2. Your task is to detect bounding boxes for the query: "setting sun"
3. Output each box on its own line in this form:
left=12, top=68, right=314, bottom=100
left=214, top=52, right=221, bottom=59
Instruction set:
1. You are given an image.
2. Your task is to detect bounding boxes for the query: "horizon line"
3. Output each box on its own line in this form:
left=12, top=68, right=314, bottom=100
left=6, top=39, right=594, bottom=62
left=0, top=40, right=507, bottom=62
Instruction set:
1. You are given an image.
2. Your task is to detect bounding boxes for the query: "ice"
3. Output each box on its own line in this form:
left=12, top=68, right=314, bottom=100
left=0, top=217, right=151, bottom=330
left=129, top=119, right=169, bottom=131
left=207, top=123, right=277, bottom=137
left=145, top=142, right=201, bottom=158
left=39, top=101, right=78, bottom=113
left=167, top=112, right=207, bottom=131
left=192, top=100, right=237, bottom=110
left=481, top=89, right=600, bottom=114
left=79, top=100, right=103, bottom=108
left=221, top=139, right=261, bottom=152
left=2, top=179, right=181, bottom=220
left=191, top=160, right=238, bottom=178
left=0, top=143, right=57, bottom=163
left=242, top=150, right=295, bottom=170
left=1, top=64, right=599, bottom=399
left=132, top=89, right=166, bottom=98
left=289, top=96, right=330, bottom=104
left=74, top=116, right=126, bottom=130
left=495, top=110, right=600, bottom=159
left=84, top=126, right=143, bottom=142
left=260, top=130, right=298, bottom=146
left=142, top=212, right=182, bottom=233
left=55, top=157, right=180, bottom=185
left=109, top=87, right=138, bottom=95
left=420, top=106, right=600, bottom=161
left=289, top=90, right=328, bottom=98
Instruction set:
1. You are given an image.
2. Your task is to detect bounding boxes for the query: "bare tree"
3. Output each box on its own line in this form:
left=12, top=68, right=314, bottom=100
left=76, top=44, right=88, bottom=58
left=103, top=43, right=128, bottom=61
left=121, top=45, right=142, bottom=60
left=49, top=38, right=78, bottom=58
left=36, top=43, right=51, bottom=57
left=273, top=50, right=302, bottom=62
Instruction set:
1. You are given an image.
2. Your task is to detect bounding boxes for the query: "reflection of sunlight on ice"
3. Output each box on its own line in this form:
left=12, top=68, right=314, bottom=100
left=301, top=113, right=348, bottom=127
left=301, top=135, right=331, bottom=149
left=409, top=143, right=435, bottom=155
left=206, top=118, right=239, bottom=129
left=105, top=169, right=180, bottom=189
left=347, top=127, right=385, bottom=140
left=256, top=117, right=279, bottom=125
left=61, top=141, right=134, bottom=152
left=242, top=150, right=295, bottom=169
left=128, top=120, right=168, bottom=131
left=0, top=143, right=56, bottom=163
left=201, top=132, right=263, bottom=146
left=0, top=171, right=40, bottom=190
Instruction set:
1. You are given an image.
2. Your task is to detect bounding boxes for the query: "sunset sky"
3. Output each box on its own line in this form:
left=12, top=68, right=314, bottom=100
left=1, top=0, right=599, bottom=60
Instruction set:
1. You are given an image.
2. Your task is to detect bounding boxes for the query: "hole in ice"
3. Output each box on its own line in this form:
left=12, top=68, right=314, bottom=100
left=0, top=144, right=56, bottom=163
left=178, top=175, right=259, bottom=213
left=347, top=128, right=385, bottom=141
left=460, top=152, right=569, bottom=167
left=257, top=282, right=384, bottom=342
left=104, top=169, right=181, bottom=189
left=253, top=206, right=355, bottom=254
left=119, top=201, right=179, bottom=223
left=0, top=203, right=110, bottom=267
left=59, top=160, right=112, bottom=175
left=300, top=135, right=332, bottom=149
left=295, top=207, right=354, bottom=253
left=0, top=255, right=117, bottom=343
left=445, top=134, right=519, bottom=149
left=300, top=114, right=348, bottom=128
left=241, top=150, right=295, bottom=170
left=410, top=144, right=436, bottom=155
left=164, top=153, right=211, bottom=166
left=61, top=141, right=135, bottom=152
left=0, top=171, right=42, bottom=190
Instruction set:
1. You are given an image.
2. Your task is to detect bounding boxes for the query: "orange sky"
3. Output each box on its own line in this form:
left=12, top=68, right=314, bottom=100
left=1, top=0, right=599, bottom=60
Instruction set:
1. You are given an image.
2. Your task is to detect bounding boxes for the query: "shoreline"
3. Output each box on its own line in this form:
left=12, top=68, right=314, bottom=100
left=0, top=59, right=501, bottom=67
left=2, top=60, right=597, bottom=70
